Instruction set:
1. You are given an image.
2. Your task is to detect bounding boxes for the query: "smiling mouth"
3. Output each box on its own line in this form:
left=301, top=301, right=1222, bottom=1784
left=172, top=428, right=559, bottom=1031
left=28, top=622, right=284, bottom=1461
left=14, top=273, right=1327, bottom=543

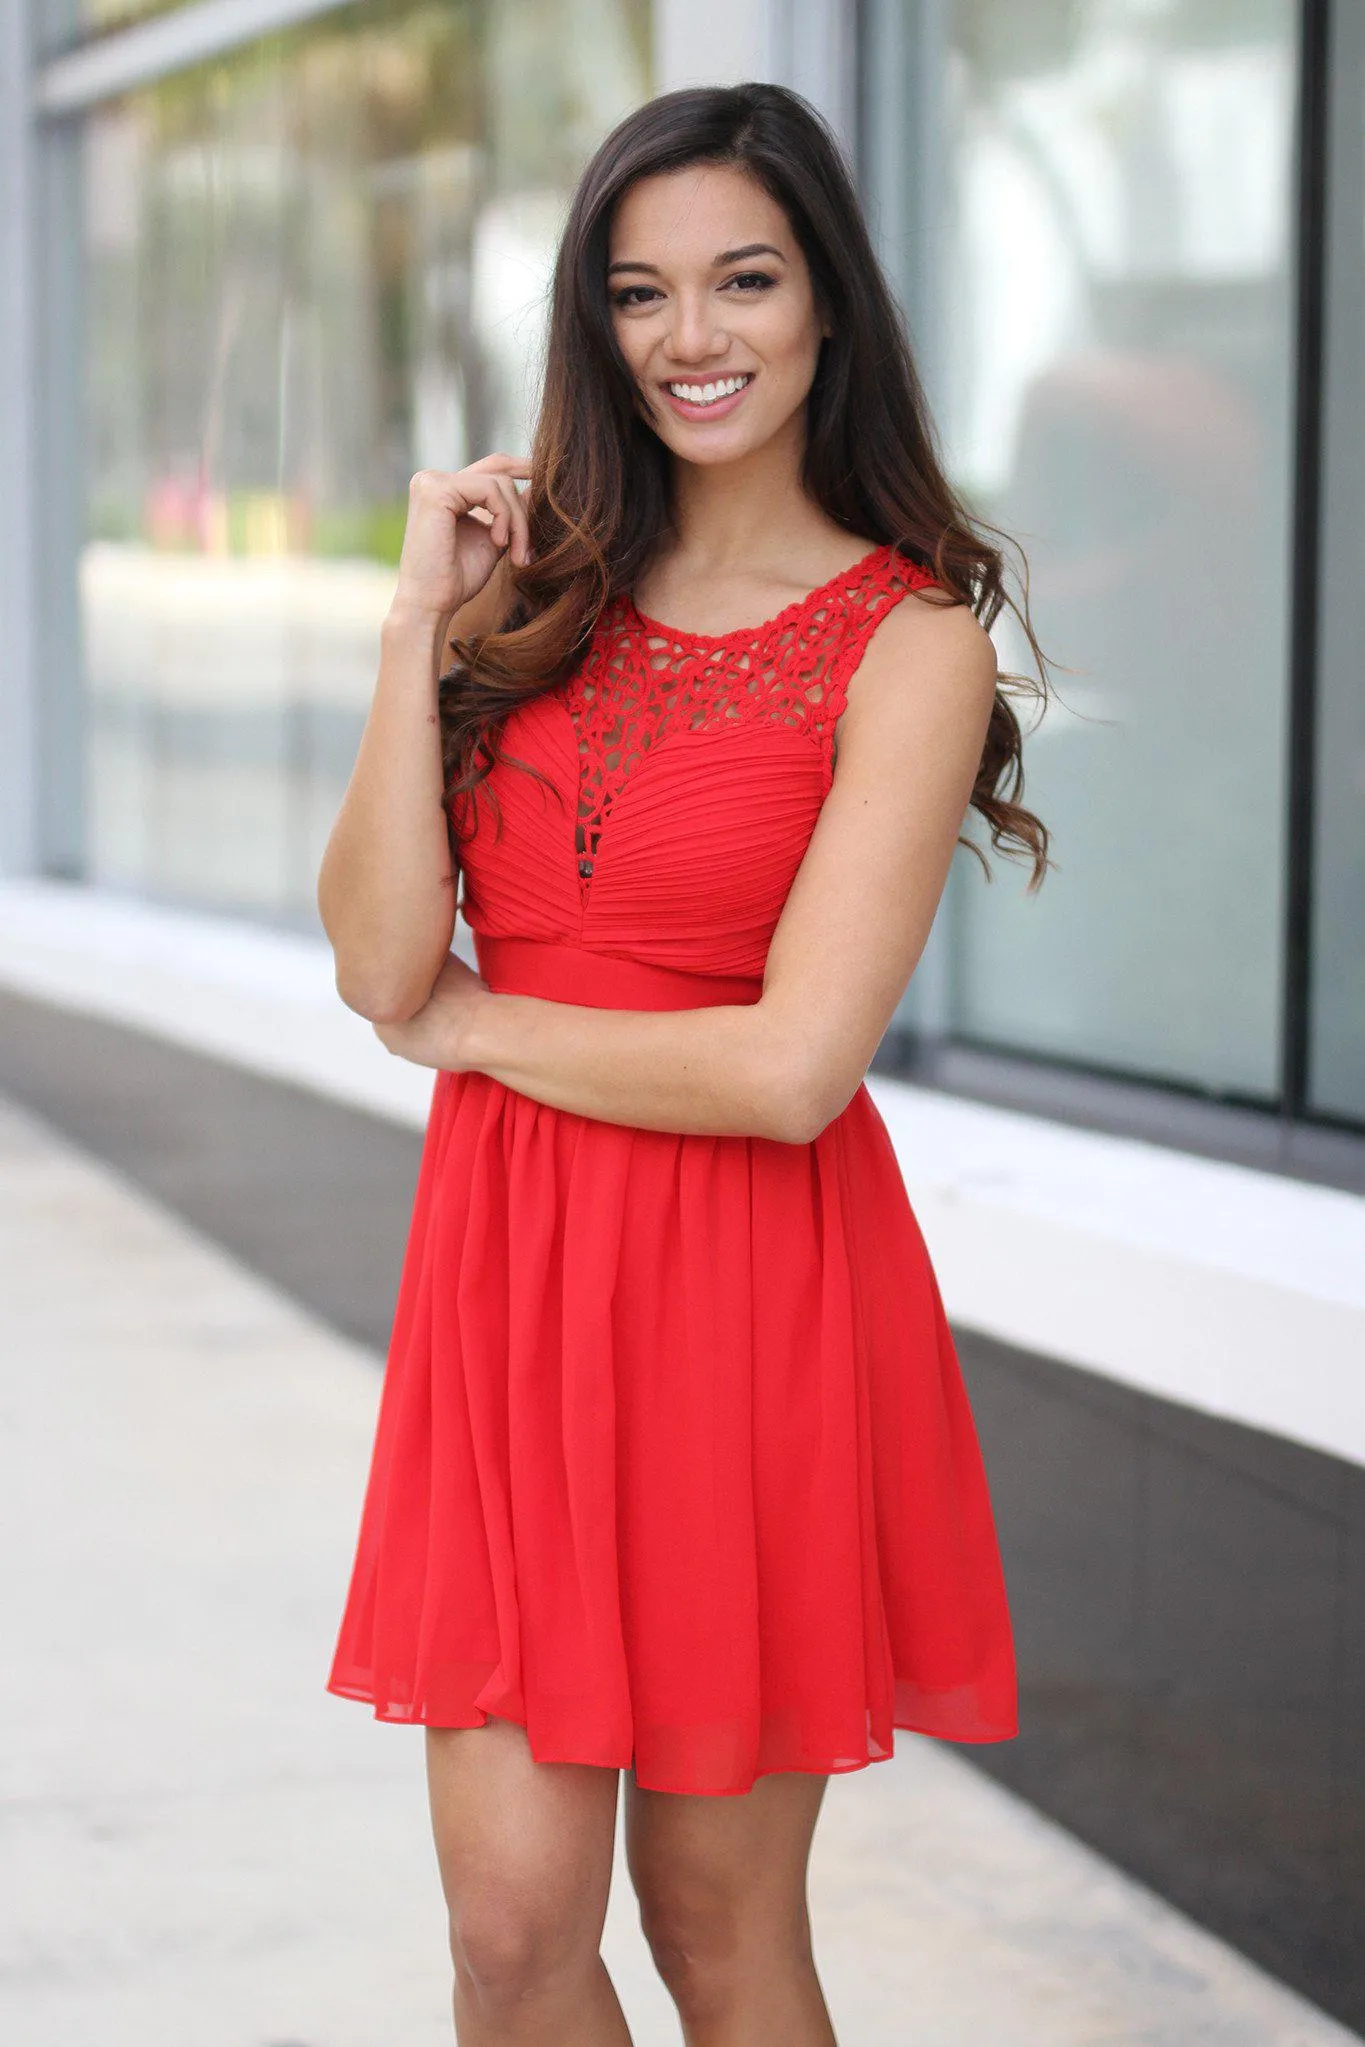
left=662, top=373, right=754, bottom=409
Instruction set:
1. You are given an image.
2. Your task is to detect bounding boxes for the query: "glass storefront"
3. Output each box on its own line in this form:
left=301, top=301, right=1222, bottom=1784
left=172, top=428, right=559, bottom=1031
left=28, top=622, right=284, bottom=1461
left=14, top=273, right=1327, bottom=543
left=869, top=0, right=1301, bottom=1103
left=80, top=0, right=650, bottom=922
left=10, top=0, right=1363, bottom=1150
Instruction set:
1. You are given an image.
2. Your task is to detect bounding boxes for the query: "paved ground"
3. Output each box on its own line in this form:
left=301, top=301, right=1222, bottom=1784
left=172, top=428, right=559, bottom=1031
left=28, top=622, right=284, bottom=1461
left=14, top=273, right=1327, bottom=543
left=2, top=1092, right=1359, bottom=2047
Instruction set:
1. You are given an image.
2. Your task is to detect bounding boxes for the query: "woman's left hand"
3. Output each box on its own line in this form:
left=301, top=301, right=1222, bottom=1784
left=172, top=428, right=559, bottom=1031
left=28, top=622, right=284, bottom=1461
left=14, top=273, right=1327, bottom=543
left=373, top=952, right=491, bottom=1070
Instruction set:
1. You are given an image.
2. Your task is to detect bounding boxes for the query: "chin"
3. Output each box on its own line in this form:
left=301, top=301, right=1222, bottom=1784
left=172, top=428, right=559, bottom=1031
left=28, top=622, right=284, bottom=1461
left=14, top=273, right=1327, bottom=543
left=656, top=410, right=790, bottom=467
left=671, top=432, right=762, bottom=466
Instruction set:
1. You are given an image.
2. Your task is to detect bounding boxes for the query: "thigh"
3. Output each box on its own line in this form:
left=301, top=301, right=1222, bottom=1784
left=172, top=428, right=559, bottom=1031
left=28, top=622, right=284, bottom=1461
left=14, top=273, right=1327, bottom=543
left=426, top=1715, right=621, bottom=1957
left=624, top=1767, right=829, bottom=1933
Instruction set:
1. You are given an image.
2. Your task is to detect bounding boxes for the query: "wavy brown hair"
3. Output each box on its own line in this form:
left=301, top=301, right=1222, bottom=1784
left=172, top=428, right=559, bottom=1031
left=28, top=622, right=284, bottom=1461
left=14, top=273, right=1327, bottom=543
left=440, top=81, right=1051, bottom=886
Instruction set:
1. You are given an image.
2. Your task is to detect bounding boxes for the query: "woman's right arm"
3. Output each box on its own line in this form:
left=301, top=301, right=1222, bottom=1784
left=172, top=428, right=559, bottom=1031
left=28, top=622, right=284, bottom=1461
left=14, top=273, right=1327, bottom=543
left=317, top=456, right=531, bottom=1022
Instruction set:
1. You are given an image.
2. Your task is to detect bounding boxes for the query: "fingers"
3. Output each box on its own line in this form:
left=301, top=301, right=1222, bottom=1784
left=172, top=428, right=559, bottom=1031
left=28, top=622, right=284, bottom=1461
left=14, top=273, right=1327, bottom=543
left=408, top=456, right=533, bottom=566
left=477, top=454, right=532, bottom=564
left=464, top=460, right=531, bottom=566
left=486, top=471, right=532, bottom=565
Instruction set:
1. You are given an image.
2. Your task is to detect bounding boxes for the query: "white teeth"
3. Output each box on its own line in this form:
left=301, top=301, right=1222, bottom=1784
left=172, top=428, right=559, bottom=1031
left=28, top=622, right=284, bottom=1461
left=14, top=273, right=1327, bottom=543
left=667, top=374, right=750, bottom=406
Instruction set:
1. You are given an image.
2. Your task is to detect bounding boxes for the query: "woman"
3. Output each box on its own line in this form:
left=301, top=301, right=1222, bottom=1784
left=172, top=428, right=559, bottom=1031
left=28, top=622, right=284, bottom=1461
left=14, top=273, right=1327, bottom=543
left=320, top=80, right=1048, bottom=2047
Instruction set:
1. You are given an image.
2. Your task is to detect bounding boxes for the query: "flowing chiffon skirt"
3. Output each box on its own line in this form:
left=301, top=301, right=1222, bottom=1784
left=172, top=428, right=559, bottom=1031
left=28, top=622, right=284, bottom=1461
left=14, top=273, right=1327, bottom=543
left=327, top=941, right=1017, bottom=1795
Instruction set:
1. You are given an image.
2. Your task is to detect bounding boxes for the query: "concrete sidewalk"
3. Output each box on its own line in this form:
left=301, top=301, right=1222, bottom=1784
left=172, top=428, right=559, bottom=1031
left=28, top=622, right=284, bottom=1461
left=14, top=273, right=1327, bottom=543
left=1, top=1093, right=1357, bottom=2047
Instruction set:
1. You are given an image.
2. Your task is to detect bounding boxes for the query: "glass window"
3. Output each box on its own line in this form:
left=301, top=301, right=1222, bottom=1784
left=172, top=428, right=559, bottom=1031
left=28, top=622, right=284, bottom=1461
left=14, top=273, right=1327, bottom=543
left=868, top=0, right=1299, bottom=1101
left=1309, top=2, right=1365, bottom=1122
left=80, top=0, right=651, bottom=923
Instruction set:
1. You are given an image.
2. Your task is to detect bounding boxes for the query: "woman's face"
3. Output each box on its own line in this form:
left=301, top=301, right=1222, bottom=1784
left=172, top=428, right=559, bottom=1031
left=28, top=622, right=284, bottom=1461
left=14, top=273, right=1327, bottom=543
left=606, top=163, right=828, bottom=469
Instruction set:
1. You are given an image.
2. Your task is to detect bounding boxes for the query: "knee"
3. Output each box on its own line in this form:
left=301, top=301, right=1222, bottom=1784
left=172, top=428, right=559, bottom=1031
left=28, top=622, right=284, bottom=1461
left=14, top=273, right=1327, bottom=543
left=447, top=1883, right=590, bottom=2015
left=636, top=1876, right=743, bottom=2022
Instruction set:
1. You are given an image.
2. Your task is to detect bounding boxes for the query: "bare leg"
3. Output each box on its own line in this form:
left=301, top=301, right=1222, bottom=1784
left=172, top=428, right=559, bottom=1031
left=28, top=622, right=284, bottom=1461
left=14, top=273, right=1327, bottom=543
left=626, top=1768, right=837, bottom=2047
left=425, top=1716, right=633, bottom=2047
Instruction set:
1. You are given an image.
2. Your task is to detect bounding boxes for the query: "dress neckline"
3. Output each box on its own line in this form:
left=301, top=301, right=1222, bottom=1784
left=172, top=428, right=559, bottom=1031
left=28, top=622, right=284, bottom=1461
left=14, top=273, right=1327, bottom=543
left=623, top=540, right=896, bottom=648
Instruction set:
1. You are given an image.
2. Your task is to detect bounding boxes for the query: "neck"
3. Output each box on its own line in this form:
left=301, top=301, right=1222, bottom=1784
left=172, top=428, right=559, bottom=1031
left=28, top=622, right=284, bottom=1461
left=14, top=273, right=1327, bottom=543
left=665, top=410, right=821, bottom=574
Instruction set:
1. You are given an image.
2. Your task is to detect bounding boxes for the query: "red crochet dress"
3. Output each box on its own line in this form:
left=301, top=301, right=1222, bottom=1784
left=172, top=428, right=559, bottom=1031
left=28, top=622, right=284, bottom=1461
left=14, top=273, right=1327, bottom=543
left=327, top=540, right=1018, bottom=1793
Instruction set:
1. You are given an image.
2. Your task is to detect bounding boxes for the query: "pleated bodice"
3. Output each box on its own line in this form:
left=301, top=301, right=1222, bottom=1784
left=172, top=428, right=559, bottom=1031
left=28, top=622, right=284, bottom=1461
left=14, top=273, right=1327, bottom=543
left=453, top=541, right=938, bottom=985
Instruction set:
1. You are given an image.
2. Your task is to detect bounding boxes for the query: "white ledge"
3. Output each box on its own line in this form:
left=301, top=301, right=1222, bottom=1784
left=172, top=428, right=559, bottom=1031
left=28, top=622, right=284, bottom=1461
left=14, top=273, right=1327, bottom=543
left=1, top=879, right=1362, bottom=1469
left=865, top=1080, right=1365, bottom=1470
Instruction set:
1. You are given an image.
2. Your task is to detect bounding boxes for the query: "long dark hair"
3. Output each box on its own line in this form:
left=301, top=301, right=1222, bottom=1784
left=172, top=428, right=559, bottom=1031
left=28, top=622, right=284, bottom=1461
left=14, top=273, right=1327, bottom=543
left=440, top=81, right=1051, bottom=885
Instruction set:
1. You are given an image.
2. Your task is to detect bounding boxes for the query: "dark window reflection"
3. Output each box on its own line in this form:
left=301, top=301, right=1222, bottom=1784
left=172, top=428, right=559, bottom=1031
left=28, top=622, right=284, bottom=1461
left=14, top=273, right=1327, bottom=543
left=877, top=0, right=1299, bottom=1101
left=1309, top=6, right=1365, bottom=1123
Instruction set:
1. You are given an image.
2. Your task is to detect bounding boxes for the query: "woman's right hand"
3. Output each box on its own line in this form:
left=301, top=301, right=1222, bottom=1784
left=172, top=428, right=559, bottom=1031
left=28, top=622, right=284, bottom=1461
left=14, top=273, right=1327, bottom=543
left=390, top=453, right=533, bottom=622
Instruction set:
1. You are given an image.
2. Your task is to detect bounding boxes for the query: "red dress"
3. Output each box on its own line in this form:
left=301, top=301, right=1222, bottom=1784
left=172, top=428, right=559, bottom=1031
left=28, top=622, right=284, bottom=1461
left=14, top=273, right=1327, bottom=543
left=327, top=540, right=1018, bottom=1793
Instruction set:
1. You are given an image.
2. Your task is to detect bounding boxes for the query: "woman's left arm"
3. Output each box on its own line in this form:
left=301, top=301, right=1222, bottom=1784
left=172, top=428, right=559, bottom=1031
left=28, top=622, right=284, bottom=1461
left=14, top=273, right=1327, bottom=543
left=376, top=592, right=999, bottom=1143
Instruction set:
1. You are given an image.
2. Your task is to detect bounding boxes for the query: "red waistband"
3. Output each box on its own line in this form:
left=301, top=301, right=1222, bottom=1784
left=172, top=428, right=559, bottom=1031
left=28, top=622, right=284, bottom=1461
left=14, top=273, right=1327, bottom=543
left=473, top=933, right=763, bottom=1012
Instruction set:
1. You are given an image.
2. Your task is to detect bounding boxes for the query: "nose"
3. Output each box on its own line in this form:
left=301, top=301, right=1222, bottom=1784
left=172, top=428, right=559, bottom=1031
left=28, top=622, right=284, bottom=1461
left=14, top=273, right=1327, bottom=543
left=665, top=288, right=730, bottom=366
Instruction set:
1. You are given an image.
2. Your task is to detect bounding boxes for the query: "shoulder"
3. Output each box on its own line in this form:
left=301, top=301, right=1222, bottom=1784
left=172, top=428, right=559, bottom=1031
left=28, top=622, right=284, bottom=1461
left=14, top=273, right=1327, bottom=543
left=842, top=580, right=998, bottom=735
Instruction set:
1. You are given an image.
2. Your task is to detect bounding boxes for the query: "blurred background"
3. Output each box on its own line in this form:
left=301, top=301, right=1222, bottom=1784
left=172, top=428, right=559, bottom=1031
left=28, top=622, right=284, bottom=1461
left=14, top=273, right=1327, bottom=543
left=0, top=3, right=1362, bottom=2044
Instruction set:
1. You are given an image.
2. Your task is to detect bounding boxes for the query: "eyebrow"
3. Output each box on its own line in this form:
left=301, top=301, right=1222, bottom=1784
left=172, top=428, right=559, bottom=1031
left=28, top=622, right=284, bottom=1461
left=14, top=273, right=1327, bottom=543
left=606, top=243, right=786, bottom=278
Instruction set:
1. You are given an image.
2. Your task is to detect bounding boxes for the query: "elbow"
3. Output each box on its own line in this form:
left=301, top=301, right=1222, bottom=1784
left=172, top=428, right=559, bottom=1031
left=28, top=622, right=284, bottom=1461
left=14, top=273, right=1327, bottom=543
left=755, top=1057, right=847, bottom=1146
left=328, top=930, right=452, bottom=1023
left=769, top=1098, right=840, bottom=1146
left=334, top=965, right=432, bottom=1026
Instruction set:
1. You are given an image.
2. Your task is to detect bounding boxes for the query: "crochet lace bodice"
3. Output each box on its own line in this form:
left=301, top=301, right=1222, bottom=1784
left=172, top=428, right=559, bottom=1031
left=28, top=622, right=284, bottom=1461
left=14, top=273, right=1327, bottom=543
left=453, top=540, right=937, bottom=977
left=563, top=541, right=935, bottom=894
